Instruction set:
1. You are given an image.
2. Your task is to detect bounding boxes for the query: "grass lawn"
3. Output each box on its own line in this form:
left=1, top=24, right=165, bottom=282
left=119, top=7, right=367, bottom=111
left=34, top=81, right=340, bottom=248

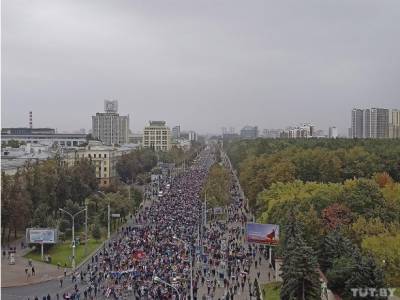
left=395, top=288, right=400, bottom=297
left=261, top=282, right=281, bottom=300
left=25, top=239, right=104, bottom=268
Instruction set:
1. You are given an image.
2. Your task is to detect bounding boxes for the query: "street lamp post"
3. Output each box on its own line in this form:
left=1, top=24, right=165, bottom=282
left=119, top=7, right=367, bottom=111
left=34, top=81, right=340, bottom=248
left=85, top=202, right=88, bottom=256
left=173, top=236, right=193, bottom=300
left=59, top=207, right=86, bottom=270
left=153, top=276, right=181, bottom=300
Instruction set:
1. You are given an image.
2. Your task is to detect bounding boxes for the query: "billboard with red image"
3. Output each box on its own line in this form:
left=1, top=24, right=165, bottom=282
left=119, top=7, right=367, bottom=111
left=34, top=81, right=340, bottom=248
left=246, top=223, right=279, bottom=245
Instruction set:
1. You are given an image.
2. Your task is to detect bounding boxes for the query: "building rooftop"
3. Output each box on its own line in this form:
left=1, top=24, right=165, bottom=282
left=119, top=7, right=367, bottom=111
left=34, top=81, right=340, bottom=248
left=148, top=121, right=166, bottom=127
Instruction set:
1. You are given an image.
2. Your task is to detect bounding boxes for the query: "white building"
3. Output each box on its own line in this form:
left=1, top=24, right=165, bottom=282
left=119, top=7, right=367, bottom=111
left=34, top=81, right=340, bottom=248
left=142, top=121, right=172, bottom=151
left=328, top=127, right=338, bottom=139
left=1, top=143, right=53, bottom=175
left=188, top=131, right=197, bottom=141
left=284, top=124, right=315, bottom=138
left=92, top=100, right=129, bottom=146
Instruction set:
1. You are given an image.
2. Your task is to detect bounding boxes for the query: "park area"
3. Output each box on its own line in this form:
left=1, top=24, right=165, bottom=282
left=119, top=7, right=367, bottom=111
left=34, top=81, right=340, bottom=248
left=24, top=239, right=103, bottom=268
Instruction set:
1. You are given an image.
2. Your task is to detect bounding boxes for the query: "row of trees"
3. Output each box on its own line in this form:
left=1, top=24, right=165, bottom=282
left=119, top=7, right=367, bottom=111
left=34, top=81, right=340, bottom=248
left=225, top=140, right=400, bottom=211
left=224, top=139, right=400, bottom=298
left=116, top=149, right=158, bottom=184
left=116, top=143, right=204, bottom=185
left=1, top=150, right=146, bottom=243
left=202, top=163, right=231, bottom=208
left=1, top=158, right=99, bottom=242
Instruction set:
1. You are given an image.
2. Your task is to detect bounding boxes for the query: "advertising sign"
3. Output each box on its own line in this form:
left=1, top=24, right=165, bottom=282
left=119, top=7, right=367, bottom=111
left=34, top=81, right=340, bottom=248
left=246, top=223, right=279, bottom=245
left=26, top=228, right=57, bottom=244
left=213, top=207, right=224, bottom=214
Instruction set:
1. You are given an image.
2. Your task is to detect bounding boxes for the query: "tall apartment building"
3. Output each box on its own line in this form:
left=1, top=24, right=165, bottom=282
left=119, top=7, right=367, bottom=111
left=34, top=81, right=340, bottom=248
left=351, top=109, right=364, bottom=138
left=188, top=130, right=197, bottom=141
left=240, top=126, right=258, bottom=139
left=143, top=121, right=172, bottom=151
left=172, top=126, right=181, bottom=140
left=92, top=100, right=129, bottom=146
left=389, top=109, right=400, bottom=138
left=363, top=108, right=389, bottom=138
left=351, top=108, right=389, bottom=138
left=328, top=126, right=338, bottom=138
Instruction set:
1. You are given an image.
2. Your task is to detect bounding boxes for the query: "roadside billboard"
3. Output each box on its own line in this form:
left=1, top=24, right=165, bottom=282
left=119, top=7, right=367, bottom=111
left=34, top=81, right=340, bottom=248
left=26, top=228, right=57, bottom=244
left=213, top=207, right=224, bottom=214
left=246, top=223, right=279, bottom=245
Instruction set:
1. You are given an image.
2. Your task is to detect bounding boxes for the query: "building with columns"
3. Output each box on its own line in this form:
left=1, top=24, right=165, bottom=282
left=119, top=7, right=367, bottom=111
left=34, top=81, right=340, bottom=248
left=142, top=121, right=172, bottom=151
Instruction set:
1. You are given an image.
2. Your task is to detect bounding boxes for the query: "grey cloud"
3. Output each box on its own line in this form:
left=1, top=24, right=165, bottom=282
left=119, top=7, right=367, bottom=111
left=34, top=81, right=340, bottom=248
left=2, top=0, right=400, bottom=135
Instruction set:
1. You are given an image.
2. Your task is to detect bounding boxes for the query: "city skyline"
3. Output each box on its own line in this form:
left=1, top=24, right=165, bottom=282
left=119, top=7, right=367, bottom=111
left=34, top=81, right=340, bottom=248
left=2, top=0, right=400, bottom=134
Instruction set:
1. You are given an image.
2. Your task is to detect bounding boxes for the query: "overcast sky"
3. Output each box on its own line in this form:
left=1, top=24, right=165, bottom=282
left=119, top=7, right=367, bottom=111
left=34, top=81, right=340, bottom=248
left=2, top=0, right=400, bottom=135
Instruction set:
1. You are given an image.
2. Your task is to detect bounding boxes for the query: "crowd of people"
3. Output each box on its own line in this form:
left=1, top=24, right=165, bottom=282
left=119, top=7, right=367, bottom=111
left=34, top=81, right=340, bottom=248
left=58, top=149, right=214, bottom=300
left=29, top=147, right=274, bottom=300
left=194, top=162, right=273, bottom=300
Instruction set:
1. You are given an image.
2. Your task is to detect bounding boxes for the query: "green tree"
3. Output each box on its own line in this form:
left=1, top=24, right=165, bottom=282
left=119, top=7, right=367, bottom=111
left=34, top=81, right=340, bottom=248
left=281, top=214, right=320, bottom=300
left=326, top=256, right=355, bottom=296
left=361, top=233, right=400, bottom=286
left=319, top=230, right=354, bottom=272
left=344, top=253, right=386, bottom=300
left=92, top=222, right=102, bottom=241
left=341, top=179, right=386, bottom=219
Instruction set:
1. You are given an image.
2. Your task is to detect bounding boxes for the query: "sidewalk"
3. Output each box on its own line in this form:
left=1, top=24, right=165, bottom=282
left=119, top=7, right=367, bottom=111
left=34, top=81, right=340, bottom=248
left=1, top=238, right=64, bottom=287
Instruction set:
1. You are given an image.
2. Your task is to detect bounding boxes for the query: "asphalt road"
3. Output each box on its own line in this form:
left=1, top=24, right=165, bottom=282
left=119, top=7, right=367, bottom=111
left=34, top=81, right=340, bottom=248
left=2, top=275, right=83, bottom=300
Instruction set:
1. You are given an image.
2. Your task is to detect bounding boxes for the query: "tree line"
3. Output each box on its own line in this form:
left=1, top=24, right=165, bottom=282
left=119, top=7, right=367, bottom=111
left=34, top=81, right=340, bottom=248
left=224, top=138, right=400, bottom=298
left=202, top=163, right=232, bottom=208
left=1, top=148, right=152, bottom=244
left=1, top=158, right=98, bottom=242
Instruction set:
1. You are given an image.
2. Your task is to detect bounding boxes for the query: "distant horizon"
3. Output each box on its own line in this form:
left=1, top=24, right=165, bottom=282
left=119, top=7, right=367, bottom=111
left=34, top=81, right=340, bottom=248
left=2, top=1, right=400, bottom=136
left=2, top=105, right=399, bottom=137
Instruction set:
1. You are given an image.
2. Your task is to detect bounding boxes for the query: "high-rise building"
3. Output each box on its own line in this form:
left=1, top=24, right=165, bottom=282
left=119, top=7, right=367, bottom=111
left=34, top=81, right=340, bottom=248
left=188, top=131, right=197, bottom=141
left=351, top=108, right=364, bottom=138
left=143, top=121, right=172, bottom=151
left=389, top=109, right=400, bottom=138
left=328, top=126, right=338, bottom=138
left=172, top=126, right=181, bottom=140
left=240, top=126, right=258, bottom=139
left=92, top=100, right=129, bottom=146
left=351, top=108, right=389, bottom=139
left=368, top=108, right=389, bottom=138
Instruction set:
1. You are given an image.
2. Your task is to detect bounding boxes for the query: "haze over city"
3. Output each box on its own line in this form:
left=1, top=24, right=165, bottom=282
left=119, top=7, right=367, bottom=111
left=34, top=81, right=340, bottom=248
left=2, top=0, right=400, bottom=134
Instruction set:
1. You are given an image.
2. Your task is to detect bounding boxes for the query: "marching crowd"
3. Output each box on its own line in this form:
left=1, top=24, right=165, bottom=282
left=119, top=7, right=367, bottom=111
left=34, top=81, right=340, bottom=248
left=194, top=165, right=273, bottom=300
left=57, top=150, right=214, bottom=300
left=29, top=148, right=273, bottom=300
